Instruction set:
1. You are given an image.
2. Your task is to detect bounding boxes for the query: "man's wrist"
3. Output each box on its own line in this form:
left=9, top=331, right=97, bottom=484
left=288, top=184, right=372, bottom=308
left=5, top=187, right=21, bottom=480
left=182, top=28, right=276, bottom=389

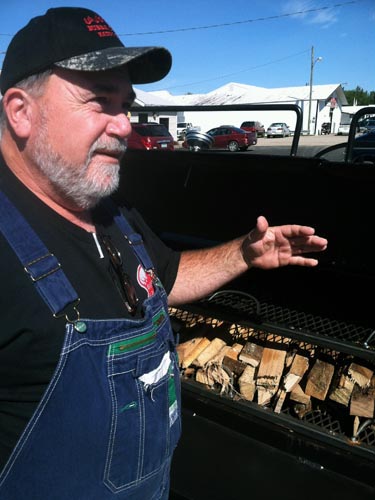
left=240, top=233, right=253, bottom=269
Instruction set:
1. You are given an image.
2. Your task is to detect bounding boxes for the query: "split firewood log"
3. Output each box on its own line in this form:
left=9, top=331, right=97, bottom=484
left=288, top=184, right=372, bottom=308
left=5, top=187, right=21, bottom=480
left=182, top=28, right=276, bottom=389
left=227, top=343, right=244, bottom=359
left=290, top=383, right=311, bottom=405
left=176, top=337, right=204, bottom=367
left=181, top=337, right=211, bottom=369
left=238, top=365, right=256, bottom=401
left=329, top=370, right=355, bottom=406
left=206, top=345, right=232, bottom=366
left=256, top=346, right=287, bottom=406
left=283, top=354, right=310, bottom=392
left=290, top=383, right=312, bottom=418
left=348, top=363, right=373, bottom=389
left=194, top=337, right=227, bottom=367
left=222, top=355, right=246, bottom=378
left=284, top=350, right=295, bottom=369
left=196, top=368, right=215, bottom=387
left=305, top=358, right=335, bottom=400
left=203, top=364, right=232, bottom=395
left=274, top=389, right=287, bottom=413
left=350, top=375, right=375, bottom=418
left=239, top=341, right=263, bottom=367
left=353, top=415, right=360, bottom=438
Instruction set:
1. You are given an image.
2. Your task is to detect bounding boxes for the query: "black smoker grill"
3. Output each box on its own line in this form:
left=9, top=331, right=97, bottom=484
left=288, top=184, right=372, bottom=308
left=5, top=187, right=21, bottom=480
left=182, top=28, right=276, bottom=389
left=117, top=106, right=375, bottom=500
left=167, top=292, right=375, bottom=500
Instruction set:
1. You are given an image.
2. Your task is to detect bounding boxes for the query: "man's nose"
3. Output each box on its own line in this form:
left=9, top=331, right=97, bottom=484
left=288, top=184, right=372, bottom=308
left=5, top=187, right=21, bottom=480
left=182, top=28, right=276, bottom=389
left=106, top=113, right=132, bottom=139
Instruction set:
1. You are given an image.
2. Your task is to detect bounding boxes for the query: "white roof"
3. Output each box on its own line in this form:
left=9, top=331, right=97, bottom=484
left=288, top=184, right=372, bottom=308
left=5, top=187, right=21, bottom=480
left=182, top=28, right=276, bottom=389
left=148, top=82, right=347, bottom=106
left=342, top=105, right=374, bottom=115
left=133, top=87, right=173, bottom=106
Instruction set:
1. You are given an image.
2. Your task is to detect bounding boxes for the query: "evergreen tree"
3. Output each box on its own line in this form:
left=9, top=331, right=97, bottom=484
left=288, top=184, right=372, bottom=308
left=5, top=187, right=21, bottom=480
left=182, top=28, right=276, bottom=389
left=344, top=87, right=375, bottom=105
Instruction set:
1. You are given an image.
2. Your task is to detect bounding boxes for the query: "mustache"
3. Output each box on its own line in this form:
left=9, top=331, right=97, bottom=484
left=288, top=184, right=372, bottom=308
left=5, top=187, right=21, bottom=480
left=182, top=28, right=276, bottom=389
left=88, top=138, right=128, bottom=159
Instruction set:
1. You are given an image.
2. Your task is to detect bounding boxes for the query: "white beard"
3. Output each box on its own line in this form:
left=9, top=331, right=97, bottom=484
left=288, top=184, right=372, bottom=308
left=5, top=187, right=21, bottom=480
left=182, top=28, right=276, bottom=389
left=31, top=111, right=126, bottom=210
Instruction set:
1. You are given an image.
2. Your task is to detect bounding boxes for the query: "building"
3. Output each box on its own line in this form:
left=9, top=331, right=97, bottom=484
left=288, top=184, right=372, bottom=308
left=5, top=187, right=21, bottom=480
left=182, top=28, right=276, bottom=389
left=130, top=87, right=177, bottom=133
left=0, top=68, right=363, bottom=138
left=340, top=105, right=374, bottom=125
left=147, top=82, right=348, bottom=136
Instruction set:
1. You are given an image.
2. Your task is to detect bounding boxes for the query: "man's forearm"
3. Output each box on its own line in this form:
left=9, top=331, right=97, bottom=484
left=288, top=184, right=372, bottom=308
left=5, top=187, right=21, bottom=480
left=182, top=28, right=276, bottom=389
left=168, top=236, right=249, bottom=306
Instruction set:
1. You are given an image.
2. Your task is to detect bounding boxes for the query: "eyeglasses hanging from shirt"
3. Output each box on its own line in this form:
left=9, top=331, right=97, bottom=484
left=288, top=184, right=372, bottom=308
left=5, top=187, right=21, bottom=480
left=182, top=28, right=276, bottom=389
left=99, top=234, right=139, bottom=316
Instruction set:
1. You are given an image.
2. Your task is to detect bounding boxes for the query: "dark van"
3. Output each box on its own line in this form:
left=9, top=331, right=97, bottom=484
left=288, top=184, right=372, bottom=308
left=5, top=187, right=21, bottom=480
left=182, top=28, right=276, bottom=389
left=240, top=120, right=265, bottom=137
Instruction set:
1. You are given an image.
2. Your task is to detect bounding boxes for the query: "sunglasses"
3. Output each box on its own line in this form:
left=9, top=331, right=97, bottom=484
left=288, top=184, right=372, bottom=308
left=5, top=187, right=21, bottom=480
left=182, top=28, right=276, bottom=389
left=100, top=235, right=139, bottom=316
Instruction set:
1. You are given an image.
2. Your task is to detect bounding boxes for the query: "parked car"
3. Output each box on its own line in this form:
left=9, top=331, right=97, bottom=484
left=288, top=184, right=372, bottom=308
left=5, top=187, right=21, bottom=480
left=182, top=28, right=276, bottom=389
left=352, top=130, right=375, bottom=162
left=337, top=123, right=350, bottom=135
left=360, top=118, right=375, bottom=134
left=205, top=125, right=257, bottom=151
left=240, top=121, right=265, bottom=137
left=266, top=123, right=291, bottom=138
left=177, top=122, right=195, bottom=140
left=128, top=122, right=175, bottom=151
left=315, top=131, right=375, bottom=163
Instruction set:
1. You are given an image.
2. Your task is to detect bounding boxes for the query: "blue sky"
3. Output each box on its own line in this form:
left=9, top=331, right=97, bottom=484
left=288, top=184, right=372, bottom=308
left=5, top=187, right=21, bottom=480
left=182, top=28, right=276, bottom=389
left=1, top=0, right=374, bottom=97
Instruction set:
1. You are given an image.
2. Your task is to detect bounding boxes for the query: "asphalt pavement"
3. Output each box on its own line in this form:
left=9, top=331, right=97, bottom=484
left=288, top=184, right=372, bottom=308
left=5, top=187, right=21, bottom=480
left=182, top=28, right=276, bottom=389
left=257, top=133, right=347, bottom=146
left=249, top=133, right=348, bottom=157
left=176, top=133, right=349, bottom=157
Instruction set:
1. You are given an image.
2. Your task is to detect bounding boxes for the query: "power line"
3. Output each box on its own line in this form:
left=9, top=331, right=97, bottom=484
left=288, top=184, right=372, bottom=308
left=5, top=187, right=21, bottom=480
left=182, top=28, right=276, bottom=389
left=0, top=0, right=362, bottom=91
left=0, top=0, right=361, bottom=38
left=163, top=49, right=310, bottom=91
left=117, top=0, right=359, bottom=36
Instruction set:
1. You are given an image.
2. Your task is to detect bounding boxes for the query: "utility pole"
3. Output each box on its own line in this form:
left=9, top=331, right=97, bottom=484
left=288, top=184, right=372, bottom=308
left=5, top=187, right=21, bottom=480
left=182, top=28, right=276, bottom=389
left=307, top=46, right=322, bottom=135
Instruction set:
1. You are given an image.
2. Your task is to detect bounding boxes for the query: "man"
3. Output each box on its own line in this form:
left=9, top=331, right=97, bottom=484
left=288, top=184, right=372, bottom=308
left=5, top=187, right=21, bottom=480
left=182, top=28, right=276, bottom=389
left=0, top=7, right=328, bottom=499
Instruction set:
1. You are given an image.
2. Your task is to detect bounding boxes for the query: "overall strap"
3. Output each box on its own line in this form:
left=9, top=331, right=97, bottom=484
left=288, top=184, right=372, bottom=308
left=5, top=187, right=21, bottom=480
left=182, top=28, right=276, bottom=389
left=104, top=198, right=155, bottom=272
left=0, top=190, right=79, bottom=316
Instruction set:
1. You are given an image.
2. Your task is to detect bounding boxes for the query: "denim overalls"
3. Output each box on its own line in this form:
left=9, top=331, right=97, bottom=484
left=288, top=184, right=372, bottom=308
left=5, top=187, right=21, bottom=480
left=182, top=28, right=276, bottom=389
left=0, top=191, right=181, bottom=499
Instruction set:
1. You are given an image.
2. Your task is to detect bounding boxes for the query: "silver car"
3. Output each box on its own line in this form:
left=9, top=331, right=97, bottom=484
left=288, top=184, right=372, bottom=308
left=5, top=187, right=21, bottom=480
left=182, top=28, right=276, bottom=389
left=337, top=123, right=350, bottom=135
left=267, top=122, right=291, bottom=138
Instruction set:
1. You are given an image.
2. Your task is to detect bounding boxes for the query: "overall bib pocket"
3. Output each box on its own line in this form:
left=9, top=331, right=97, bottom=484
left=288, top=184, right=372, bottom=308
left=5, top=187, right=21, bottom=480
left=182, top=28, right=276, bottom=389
left=104, top=327, right=181, bottom=493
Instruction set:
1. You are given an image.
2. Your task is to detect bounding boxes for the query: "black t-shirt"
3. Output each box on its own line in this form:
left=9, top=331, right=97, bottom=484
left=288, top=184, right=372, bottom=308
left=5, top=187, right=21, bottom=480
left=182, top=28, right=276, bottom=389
left=0, top=159, right=181, bottom=470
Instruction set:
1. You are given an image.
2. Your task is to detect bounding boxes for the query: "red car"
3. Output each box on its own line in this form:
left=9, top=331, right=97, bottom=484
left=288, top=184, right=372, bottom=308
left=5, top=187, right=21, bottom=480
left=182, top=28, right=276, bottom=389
left=206, top=125, right=257, bottom=151
left=240, top=120, right=266, bottom=137
left=127, top=122, right=175, bottom=151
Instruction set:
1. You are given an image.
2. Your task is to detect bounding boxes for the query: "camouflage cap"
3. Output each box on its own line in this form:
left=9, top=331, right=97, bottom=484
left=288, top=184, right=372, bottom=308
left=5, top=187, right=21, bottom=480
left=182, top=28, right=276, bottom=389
left=0, top=7, right=172, bottom=95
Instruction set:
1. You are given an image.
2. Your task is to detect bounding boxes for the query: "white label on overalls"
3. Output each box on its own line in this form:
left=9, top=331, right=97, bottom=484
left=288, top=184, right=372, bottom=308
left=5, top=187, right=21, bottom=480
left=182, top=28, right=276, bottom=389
left=139, top=351, right=171, bottom=388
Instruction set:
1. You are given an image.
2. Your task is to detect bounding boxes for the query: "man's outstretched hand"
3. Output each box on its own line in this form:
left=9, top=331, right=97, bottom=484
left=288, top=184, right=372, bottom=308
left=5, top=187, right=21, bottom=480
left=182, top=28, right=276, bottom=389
left=241, top=215, right=328, bottom=270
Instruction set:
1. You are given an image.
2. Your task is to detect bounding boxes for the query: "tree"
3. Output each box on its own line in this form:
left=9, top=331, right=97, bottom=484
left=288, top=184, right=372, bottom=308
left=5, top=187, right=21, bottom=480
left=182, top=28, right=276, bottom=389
left=344, top=87, right=375, bottom=106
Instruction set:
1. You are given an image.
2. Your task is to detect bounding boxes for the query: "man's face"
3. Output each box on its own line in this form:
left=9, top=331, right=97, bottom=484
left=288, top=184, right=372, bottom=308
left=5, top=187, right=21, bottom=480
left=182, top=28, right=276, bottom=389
left=28, top=67, right=135, bottom=210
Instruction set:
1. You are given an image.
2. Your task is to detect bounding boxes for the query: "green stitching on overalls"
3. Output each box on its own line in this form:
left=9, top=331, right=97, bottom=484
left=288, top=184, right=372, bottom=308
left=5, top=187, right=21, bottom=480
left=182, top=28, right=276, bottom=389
left=119, top=401, right=138, bottom=412
left=108, top=331, right=156, bottom=355
left=108, top=311, right=166, bottom=355
left=168, top=365, right=178, bottom=426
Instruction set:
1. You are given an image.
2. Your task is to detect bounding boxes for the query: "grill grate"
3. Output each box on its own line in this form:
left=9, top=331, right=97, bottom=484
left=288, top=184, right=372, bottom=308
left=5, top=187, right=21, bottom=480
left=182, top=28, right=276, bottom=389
left=170, top=293, right=375, bottom=451
left=301, top=409, right=342, bottom=433
left=193, top=290, right=375, bottom=358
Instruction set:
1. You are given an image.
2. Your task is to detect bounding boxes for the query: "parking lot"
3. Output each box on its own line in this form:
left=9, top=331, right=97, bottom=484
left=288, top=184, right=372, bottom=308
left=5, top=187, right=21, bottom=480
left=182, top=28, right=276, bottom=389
left=253, top=133, right=348, bottom=157
left=177, top=133, right=349, bottom=157
left=257, top=133, right=346, bottom=146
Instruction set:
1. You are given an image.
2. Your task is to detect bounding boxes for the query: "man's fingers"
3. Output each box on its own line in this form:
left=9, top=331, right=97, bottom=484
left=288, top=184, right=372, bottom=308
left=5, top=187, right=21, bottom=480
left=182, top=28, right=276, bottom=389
left=290, top=256, right=319, bottom=266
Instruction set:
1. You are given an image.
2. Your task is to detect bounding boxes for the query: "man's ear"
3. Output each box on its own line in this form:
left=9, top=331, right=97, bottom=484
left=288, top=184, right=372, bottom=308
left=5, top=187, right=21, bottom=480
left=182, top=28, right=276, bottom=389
left=2, top=88, right=34, bottom=139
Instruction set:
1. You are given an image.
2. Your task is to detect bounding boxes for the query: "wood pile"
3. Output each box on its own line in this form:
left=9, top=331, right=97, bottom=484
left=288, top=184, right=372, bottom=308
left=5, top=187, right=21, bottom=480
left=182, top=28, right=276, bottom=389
left=171, top=309, right=375, bottom=436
